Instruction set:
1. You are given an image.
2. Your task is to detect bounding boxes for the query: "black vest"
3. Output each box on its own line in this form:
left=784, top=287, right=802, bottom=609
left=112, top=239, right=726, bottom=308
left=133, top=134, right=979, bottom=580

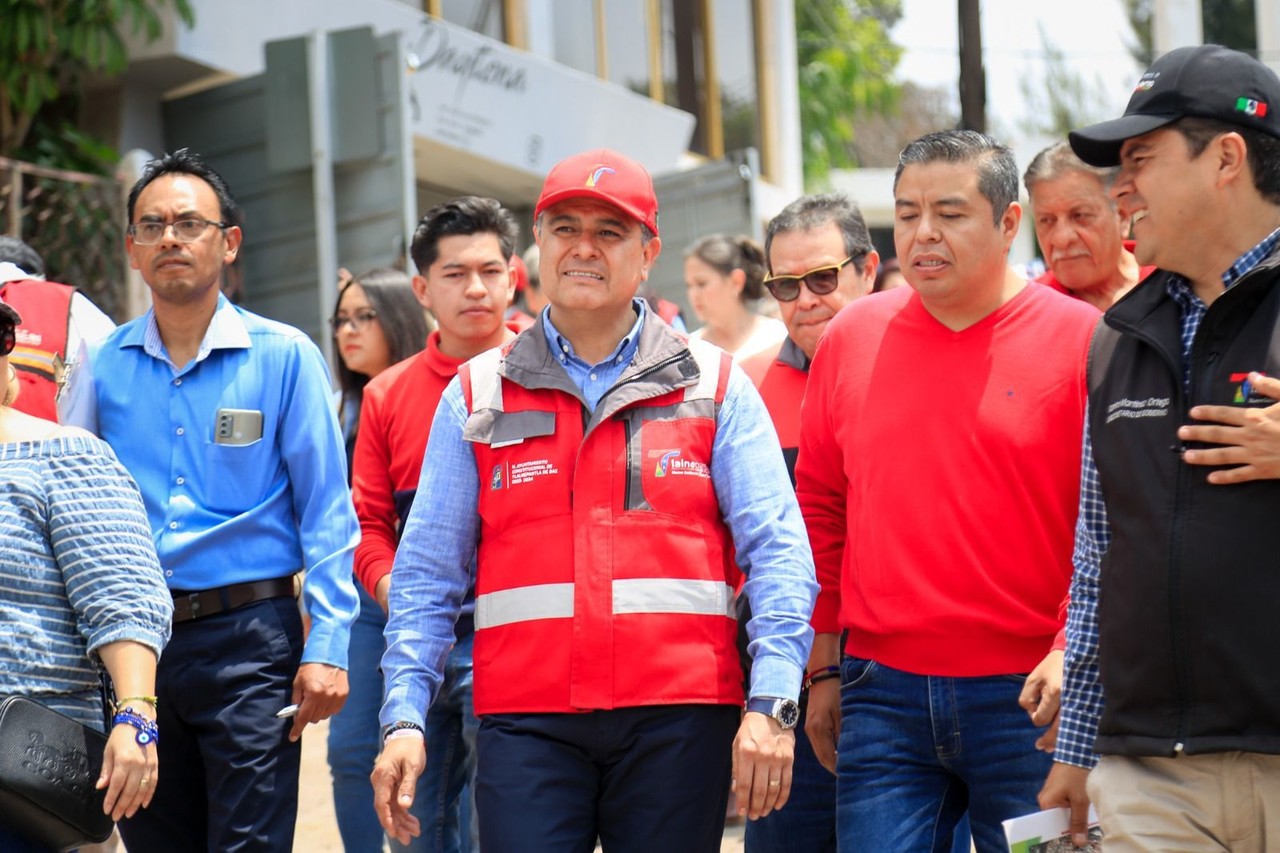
left=1088, top=256, right=1280, bottom=757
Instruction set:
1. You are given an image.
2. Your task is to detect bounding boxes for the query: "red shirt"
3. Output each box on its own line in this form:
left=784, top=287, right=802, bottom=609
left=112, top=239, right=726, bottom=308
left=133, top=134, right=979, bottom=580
left=351, top=331, right=468, bottom=595
left=796, top=284, right=1098, bottom=676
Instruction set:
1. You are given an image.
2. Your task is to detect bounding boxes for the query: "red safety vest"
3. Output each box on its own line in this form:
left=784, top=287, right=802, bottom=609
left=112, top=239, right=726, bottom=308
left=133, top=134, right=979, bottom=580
left=459, top=333, right=742, bottom=714
left=0, top=279, right=74, bottom=420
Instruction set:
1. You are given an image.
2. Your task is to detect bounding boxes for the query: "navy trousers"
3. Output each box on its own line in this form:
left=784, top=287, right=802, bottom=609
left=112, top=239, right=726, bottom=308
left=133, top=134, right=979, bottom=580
left=475, top=704, right=739, bottom=853
left=118, top=597, right=304, bottom=852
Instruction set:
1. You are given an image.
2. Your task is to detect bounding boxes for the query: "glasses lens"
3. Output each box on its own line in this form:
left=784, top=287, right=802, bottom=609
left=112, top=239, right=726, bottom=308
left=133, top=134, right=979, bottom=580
left=765, top=277, right=802, bottom=302
left=0, top=323, right=15, bottom=357
left=132, top=223, right=163, bottom=245
left=173, top=220, right=208, bottom=241
left=804, top=268, right=841, bottom=296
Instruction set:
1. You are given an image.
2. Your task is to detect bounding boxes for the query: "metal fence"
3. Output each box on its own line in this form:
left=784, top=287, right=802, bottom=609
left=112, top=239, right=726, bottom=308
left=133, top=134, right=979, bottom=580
left=0, top=156, right=128, bottom=322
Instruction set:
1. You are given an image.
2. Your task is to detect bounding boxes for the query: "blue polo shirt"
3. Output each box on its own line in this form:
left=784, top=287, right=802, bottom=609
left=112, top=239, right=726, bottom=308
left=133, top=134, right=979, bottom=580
left=89, top=295, right=359, bottom=668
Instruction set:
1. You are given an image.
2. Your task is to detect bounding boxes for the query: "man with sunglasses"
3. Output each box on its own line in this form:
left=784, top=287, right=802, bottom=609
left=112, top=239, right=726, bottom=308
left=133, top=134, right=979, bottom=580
left=87, top=149, right=359, bottom=852
left=796, top=130, right=1099, bottom=852
left=738, top=193, right=878, bottom=853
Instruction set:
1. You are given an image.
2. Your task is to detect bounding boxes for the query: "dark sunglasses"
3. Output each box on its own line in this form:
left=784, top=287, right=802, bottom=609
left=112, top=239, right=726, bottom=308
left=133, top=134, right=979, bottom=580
left=763, top=255, right=858, bottom=302
left=0, top=322, right=14, bottom=357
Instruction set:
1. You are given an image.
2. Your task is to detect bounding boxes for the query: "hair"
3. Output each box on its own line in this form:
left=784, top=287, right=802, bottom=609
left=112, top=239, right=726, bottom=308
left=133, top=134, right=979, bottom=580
left=1172, top=116, right=1280, bottom=205
left=683, top=234, right=767, bottom=301
left=764, top=193, right=875, bottom=275
left=0, top=236, right=45, bottom=277
left=410, top=196, right=518, bottom=275
left=127, top=148, right=241, bottom=227
left=895, top=130, right=1019, bottom=224
left=521, top=243, right=541, bottom=291
left=332, top=266, right=430, bottom=429
left=1023, top=141, right=1119, bottom=197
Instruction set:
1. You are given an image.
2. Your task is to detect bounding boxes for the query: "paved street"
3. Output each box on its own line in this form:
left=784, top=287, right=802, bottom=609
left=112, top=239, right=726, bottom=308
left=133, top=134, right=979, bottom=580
left=295, top=719, right=747, bottom=851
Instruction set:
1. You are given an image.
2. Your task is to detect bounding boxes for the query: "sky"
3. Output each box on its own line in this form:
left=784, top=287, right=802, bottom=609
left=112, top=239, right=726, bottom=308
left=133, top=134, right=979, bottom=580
left=891, top=0, right=1142, bottom=151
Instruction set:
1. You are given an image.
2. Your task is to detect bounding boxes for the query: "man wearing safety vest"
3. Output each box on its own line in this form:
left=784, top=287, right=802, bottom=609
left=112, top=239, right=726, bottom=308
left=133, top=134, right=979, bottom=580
left=373, top=148, right=818, bottom=851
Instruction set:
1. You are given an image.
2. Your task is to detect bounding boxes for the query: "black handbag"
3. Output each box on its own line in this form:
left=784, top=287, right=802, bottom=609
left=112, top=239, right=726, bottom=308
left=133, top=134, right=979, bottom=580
left=0, top=695, right=113, bottom=851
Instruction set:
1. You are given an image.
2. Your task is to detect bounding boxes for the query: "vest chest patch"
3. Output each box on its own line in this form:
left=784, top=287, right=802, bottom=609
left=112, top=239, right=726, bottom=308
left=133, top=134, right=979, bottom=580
left=651, top=449, right=710, bottom=480
left=1104, top=395, right=1171, bottom=424
left=1230, top=371, right=1270, bottom=404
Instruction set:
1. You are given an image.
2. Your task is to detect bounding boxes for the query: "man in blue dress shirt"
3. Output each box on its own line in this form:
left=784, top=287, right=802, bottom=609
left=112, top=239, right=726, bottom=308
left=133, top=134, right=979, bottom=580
left=372, top=149, right=817, bottom=851
left=92, top=149, right=359, bottom=852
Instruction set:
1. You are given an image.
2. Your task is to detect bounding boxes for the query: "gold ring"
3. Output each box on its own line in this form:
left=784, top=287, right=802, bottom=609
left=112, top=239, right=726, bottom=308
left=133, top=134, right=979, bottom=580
left=768, top=780, right=780, bottom=787
left=139, top=777, right=150, bottom=788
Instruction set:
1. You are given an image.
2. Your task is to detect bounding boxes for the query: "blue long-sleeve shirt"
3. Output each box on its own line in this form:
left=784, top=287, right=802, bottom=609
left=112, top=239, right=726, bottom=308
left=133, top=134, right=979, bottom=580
left=1057, top=229, right=1280, bottom=769
left=381, top=300, right=817, bottom=727
left=89, top=295, right=359, bottom=668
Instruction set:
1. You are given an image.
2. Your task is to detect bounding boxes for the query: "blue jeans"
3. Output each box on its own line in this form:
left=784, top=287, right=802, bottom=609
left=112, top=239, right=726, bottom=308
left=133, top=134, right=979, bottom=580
left=328, top=587, right=479, bottom=853
left=835, top=656, right=1050, bottom=853
left=419, top=631, right=479, bottom=853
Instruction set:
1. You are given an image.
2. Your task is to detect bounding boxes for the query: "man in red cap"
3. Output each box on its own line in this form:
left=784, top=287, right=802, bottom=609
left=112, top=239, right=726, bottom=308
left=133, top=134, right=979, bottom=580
left=372, top=149, right=817, bottom=851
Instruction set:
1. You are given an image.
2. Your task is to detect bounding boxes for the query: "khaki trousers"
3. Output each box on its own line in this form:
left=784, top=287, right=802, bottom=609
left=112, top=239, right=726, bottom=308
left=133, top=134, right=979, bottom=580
left=1088, top=751, right=1280, bottom=852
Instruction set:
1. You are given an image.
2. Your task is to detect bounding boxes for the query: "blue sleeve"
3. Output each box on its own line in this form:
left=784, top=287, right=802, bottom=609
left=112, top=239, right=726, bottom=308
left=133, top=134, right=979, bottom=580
left=1057, top=411, right=1109, bottom=769
left=711, top=364, right=817, bottom=702
left=280, top=337, right=360, bottom=668
left=380, top=378, right=479, bottom=727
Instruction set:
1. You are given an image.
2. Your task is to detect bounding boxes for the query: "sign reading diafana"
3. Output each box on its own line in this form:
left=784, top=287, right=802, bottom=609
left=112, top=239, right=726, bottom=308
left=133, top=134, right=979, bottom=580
left=404, top=17, right=693, bottom=173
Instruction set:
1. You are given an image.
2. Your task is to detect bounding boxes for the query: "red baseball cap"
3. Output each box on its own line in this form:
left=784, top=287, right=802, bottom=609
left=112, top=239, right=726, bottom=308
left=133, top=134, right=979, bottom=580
left=533, top=149, right=660, bottom=237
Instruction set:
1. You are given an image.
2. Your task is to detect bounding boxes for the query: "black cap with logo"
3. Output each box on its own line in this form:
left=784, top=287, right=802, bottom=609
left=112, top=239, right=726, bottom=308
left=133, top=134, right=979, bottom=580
left=1070, top=44, right=1280, bottom=167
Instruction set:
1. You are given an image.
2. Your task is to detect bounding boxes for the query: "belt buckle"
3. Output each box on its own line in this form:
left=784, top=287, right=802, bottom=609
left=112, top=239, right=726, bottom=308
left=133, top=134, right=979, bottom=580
left=174, top=591, right=203, bottom=622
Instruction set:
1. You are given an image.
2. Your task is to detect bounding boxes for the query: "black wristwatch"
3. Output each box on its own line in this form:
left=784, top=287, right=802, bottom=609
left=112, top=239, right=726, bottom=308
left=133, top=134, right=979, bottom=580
left=746, top=696, right=800, bottom=730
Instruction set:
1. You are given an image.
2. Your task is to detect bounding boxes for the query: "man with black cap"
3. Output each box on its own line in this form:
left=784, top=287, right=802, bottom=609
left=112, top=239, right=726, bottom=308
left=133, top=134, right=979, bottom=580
left=372, top=148, right=817, bottom=851
left=1042, top=44, right=1280, bottom=850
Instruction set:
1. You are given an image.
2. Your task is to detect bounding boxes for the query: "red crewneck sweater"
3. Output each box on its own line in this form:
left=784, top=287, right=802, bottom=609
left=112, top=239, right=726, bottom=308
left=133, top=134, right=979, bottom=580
left=796, top=283, right=1098, bottom=676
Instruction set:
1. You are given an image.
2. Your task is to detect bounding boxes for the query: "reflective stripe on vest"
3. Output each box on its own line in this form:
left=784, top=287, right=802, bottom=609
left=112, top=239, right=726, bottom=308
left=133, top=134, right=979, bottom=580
left=474, top=578, right=736, bottom=629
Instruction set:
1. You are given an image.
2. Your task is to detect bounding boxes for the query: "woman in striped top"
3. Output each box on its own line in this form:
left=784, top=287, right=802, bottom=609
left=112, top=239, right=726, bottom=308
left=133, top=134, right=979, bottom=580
left=0, top=295, right=172, bottom=851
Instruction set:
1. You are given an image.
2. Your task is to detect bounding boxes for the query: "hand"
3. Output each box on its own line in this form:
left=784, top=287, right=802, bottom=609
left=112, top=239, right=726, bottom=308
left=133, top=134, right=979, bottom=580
left=371, top=735, right=425, bottom=845
left=97, top=718, right=159, bottom=820
left=1038, top=762, right=1092, bottom=848
left=1018, top=649, right=1063, bottom=752
left=803, top=678, right=841, bottom=774
left=732, top=711, right=796, bottom=820
left=375, top=575, right=391, bottom=614
left=1180, top=372, right=1280, bottom=483
left=289, top=663, right=349, bottom=742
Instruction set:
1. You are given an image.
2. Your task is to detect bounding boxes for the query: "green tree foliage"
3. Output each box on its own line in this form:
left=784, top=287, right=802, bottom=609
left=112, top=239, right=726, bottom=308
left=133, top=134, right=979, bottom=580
left=0, top=0, right=195, bottom=159
left=1019, top=25, right=1111, bottom=138
left=797, top=0, right=903, bottom=187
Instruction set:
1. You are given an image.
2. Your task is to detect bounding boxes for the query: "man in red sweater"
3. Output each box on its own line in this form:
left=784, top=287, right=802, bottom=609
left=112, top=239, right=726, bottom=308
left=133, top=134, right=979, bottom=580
left=796, top=130, right=1099, bottom=852
left=351, top=196, right=521, bottom=851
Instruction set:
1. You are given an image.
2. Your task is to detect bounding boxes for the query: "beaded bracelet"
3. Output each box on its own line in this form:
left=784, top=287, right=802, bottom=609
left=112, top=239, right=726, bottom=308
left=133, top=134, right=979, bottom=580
left=803, top=665, right=840, bottom=691
left=113, top=708, right=160, bottom=746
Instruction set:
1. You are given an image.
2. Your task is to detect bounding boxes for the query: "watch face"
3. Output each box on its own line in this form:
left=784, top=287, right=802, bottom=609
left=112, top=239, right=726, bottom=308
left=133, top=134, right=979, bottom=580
left=777, top=699, right=800, bottom=729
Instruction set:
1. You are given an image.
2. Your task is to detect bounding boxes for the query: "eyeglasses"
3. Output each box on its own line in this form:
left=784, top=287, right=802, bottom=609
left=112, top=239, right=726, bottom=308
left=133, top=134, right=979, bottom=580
left=0, top=322, right=13, bottom=357
left=329, top=310, right=379, bottom=334
left=128, top=218, right=228, bottom=245
left=763, top=256, right=858, bottom=302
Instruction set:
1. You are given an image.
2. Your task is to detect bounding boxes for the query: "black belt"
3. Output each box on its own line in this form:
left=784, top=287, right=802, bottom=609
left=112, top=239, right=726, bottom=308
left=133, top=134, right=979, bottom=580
left=171, top=576, right=296, bottom=624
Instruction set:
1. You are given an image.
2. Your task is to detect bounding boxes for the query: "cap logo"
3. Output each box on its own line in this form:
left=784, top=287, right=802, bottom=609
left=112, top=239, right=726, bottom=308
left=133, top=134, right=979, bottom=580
left=586, top=165, right=615, bottom=187
left=1237, top=97, right=1268, bottom=117
left=1134, top=71, right=1159, bottom=92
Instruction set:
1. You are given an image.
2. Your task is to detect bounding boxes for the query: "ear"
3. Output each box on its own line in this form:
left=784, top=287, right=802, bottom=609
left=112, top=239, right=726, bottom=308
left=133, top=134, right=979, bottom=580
left=639, top=236, right=662, bottom=282
left=222, top=225, right=242, bottom=264
left=860, top=250, right=881, bottom=294
left=504, top=265, right=517, bottom=305
left=1000, top=201, right=1022, bottom=249
left=1215, top=131, right=1249, bottom=188
left=411, top=274, right=433, bottom=311
left=728, top=267, right=747, bottom=294
left=126, top=234, right=142, bottom=271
